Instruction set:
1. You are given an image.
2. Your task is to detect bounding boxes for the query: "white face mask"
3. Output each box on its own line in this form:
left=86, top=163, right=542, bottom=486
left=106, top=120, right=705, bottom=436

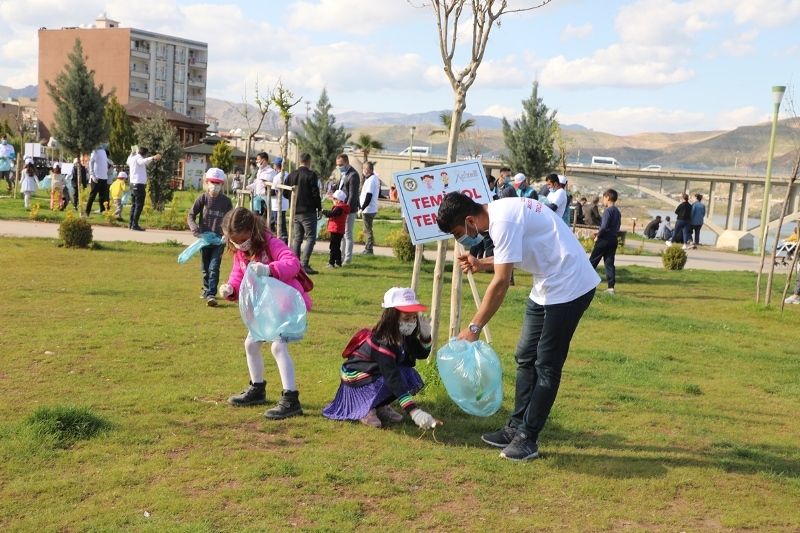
left=207, top=183, right=221, bottom=196
left=398, top=322, right=416, bottom=336
left=232, top=237, right=251, bottom=251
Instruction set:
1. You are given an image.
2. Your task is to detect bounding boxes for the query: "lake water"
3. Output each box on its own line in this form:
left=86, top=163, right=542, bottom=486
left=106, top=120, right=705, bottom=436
left=646, top=209, right=798, bottom=248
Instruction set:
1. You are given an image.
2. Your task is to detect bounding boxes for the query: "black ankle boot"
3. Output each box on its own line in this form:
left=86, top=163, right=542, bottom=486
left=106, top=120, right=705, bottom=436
left=264, top=390, right=303, bottom=419
left=227, top=381, right=267, bottom=406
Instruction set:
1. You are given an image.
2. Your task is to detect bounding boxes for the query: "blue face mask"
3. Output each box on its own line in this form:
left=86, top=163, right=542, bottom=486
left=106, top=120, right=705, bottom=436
left=548, top=187, right=555, bottom=194
left=1, top=140, right=6, bottom=145
left=457, top=219, right=484, bottom=248
left=101, top=143, right=108, bottom=149
left=338, top=166, right=347, bottom=173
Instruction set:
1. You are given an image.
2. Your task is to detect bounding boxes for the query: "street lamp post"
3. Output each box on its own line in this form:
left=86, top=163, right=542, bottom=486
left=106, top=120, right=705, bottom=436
left=734, top=150, right=739, bottom=173
left=408, top=125, right=416, bottom=170
left=758, top=85, right=786, bottom=254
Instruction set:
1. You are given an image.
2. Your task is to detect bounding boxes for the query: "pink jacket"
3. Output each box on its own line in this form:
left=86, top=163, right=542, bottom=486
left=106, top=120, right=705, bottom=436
left=225, top=231, right=313, bottom=311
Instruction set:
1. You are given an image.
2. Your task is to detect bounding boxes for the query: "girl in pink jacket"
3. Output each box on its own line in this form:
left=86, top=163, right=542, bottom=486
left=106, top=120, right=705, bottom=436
left=219, top=207, right=312, bottom=419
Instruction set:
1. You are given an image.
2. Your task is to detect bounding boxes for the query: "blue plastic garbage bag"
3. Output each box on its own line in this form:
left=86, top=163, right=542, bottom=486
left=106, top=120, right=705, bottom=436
left=251, top=195, right=262, bottom=213
left=121, top=190, right=130, bottom=205
left=239, top=266, right=307, bottom=342
left=177, top=232, right=225, bottom=264
left=436, top=339, right=503, bottom=417
left=38, top=176, right=52, bottom=190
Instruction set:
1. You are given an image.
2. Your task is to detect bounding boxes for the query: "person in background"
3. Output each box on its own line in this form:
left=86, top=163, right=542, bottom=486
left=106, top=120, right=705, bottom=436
left=668, top=193, right=692, bottom=248
left=512, top=173, right=538, bottom=199
left=575, top=198, right=587, bottom=226
left=584, top=196, right=602, bottom=227
left=359, top=161, right=381, bottom=255
left=285, top=152, right=322, bottom=274
left=248, top=152, right=274, bottom=218
left=784, top=264, right=800, bottom=305
left=0, top=134, right=15, bottom=192
left=643, top=216, right=662, bottom=239
left=109, top=170, right=128, bottom=222
left=689, top=194, right=706, bottom=249
left=655, top=216, right=673, bottom=241
left=496, top=167, right=513, bottom=196
left=187, top=168, right=234, bottom=307
left=589, top=189, right=621, bottom=295
left=270, top=157, right=289, bottom=243
left=545, top=173, right=568, bottom=222
left=558, top=175, right=572, bottom=226
left=322, top=189, right=350, bottom=269
left=70, top=156, right=88, bottom=210
left=87, top=142, right=110, bottom=215
left=126, top=147, right=162, bottom=231
left=19, top=158, right=39, bottom=208
left=336, top=154, right=360, bottom=265
left=389, top=184, right=399, bottom=201
left=50, top=163, right=66, bottom=211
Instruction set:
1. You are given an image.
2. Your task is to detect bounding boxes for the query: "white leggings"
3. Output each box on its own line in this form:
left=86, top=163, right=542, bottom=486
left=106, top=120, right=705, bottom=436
left=24, top=191, right=32, bottom=208
left=244, top=334, right=296, bottom=391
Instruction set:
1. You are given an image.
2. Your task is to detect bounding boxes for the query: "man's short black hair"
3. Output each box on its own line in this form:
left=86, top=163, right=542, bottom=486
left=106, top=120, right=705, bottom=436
left=256, top=152, right=269, bottom=161
left=138, top=146, right=149, bottom=156
left=604, top=189, right=618, bottom=202
left=545, top=173, right=559, bottom=184
left=299, top=152, right=311, bottom=164
left=437, top=192, right=483, bottom=233
left=499, top=167, right=511, bottom=174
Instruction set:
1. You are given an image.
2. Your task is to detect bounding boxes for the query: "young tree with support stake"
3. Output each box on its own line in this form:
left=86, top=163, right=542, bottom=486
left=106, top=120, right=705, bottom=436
left=45, top=38, right=111, bottom=216
left=271, top=81, right=303, bottom=242
left=295, top=88, right=350, bottom=186
left=409, top=0, right=553, bottom=345
left=229, top=81, right=272, bottom=181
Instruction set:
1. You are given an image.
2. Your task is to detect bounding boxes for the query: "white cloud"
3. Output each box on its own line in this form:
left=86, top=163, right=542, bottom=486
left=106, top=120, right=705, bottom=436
left=716, top=106, right=769, bottom=129
left=540, top=44, right=694, bottom=90
left=718, top=29, right=759, bottom=57
left=481, top=104, right=517, bottom=119
left=286, top=0, right=416, bottom=35
left=472, top=56, right=529, bottom=89
left=733, top=0, right=800, bottom=28
left=561, top=23, right=592, bottom=41
left=775, top=44, right=800, bottom=57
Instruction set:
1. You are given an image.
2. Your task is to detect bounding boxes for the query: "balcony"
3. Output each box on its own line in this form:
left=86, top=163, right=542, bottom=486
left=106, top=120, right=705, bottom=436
left=187, top=77, right=205, bottom=87
left=129, top=88, right=148, bottom=98
left=130, top=66, right=149, bottom=79
left=188, top=56, right=207, bottom=69
left=187, top=98, right=204, bottom=107
left=131, top=48, right=150, bottom=59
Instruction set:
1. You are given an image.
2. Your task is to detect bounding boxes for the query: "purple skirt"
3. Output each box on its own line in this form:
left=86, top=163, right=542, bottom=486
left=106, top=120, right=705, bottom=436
left=322, top=368, right=424, bottom=421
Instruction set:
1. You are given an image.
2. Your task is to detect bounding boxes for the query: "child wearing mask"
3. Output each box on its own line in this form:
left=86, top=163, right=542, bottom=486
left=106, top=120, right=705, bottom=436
left=187, top=168, right=233, bottom=307
left=321, top=189, right=350, bottom=268
left=322, top=287, right=438, bottom=429
left=220, top=207, right=312, bottom=419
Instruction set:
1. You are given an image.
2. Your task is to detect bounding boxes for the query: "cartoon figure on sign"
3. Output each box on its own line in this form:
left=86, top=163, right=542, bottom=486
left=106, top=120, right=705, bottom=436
left=420, top=174, right=435, bottom=190
left=440, top=171, right=449, bottom=189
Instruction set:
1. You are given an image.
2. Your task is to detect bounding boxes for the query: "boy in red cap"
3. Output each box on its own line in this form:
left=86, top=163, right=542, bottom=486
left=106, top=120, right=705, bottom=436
left=187, top=168, right=233, bottom=306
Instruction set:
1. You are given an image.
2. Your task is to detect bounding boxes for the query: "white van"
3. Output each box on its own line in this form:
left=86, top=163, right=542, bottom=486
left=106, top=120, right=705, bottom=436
left=399, top=146, right=430, bottom=156
left=591, top=156, right=622, bottom=169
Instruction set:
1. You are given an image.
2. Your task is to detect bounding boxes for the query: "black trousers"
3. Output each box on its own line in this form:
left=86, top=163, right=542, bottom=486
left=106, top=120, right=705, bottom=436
left=130, top=184, right=146, bottom=227
left=86, top=180, right=109, bottom=213
left=329, top=232, right=344, bottom=266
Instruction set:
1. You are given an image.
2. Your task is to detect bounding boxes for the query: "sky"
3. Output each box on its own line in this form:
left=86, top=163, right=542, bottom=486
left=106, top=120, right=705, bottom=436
left=1, top=0, right=799, bottom=135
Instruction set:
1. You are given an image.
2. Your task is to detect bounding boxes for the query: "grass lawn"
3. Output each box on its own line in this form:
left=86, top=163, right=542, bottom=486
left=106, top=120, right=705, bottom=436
left=1, top=238, right=799, bottom=532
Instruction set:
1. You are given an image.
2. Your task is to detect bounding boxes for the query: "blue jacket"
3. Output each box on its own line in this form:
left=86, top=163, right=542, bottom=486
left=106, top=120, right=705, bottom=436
left=690, top=201, right=706, bottom=226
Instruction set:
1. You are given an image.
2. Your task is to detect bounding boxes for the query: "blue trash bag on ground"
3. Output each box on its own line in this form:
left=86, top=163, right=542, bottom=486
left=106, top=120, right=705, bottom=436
left=239, top=266, right=307, bottom=342
left=436, top=339, right=503, bottom=417
left=177, top=232, right=225, bottom=264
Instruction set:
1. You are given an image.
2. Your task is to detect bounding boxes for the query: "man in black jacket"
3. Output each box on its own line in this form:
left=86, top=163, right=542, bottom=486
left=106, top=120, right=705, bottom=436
left=336, top=153, right=360, bottom=265
left=285, top=152, right=322, bottom=274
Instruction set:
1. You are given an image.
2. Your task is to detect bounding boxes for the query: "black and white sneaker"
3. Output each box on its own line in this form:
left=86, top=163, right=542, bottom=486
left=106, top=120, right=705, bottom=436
left=500, top=432, right=539, bottom=462
left=481, top=425, right=517, bottom=448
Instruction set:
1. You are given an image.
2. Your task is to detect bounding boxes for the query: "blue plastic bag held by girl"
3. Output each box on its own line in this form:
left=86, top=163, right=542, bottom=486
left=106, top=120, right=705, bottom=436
left=177, top=232, right=225, bottom=264
left=38, top=176, right=52, bottom=190
left=239, top=266, right=307, bottom=342
left=436, top=339, right=503, bottom=417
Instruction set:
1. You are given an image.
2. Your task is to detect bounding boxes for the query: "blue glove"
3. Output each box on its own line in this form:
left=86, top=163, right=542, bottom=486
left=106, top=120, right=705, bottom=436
left=250, top=262, right=271, bottom=277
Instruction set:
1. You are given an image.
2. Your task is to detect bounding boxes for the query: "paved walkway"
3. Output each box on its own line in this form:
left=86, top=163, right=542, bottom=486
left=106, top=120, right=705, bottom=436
left=0, top=219, right=765, bottom=272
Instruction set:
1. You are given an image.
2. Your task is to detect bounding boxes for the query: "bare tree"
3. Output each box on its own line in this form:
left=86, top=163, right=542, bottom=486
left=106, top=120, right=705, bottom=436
left=228, top=80, right=271, bottom=178
left=411, top=0, right=553, bottom=343
left=271, top=80, right=303, bottom=167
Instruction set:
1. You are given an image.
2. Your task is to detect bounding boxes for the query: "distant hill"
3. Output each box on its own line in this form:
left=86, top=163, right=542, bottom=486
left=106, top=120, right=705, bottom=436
left=10, top=85, right=37, bottom=99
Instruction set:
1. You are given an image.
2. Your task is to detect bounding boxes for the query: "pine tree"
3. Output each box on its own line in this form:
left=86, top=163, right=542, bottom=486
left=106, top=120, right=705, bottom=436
left=45, top=38, right=111, bottom=158
left=210, top=141, right=234, bottom=173
left=501, top=81, right=558, bottom=180
left=295, top=88, right=350, bottom=182
left=105, top=95, right=136, bottom=165
left=132, top=112, right=184, bottom=210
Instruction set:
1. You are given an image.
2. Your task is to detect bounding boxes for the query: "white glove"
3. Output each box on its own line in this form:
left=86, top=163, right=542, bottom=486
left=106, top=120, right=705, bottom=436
left=357, top=209, right=363, bottom=218
left=418, top=313, right=432, bottom=338
left=250, top=262, right=271, bottom=277
left=411, top=408, right=437, bottom=430
left=219, top=284, right=234, bottom=298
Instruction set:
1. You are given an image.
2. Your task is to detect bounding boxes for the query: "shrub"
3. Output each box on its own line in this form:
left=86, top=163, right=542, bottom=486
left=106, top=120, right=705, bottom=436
left=356, top=230, right=365, bottom=245
left=318, top=227, right=330, bottom=241
left=579, top=237, right=594, bottom=253
left=662, top=245, right=688, bottom=270
left=22, top=405, right=111, bottom=449
left=386, top=230, right=415, bottom=262
left=28, top=202, right=41, bottom=220
left=58, top=211, right=93, bottom=248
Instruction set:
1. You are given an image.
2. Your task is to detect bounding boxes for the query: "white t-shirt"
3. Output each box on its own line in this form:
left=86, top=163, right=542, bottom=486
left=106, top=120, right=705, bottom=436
left=271, top=170, right=289, bottom=211
left=489, top=197, right=600, bottom=305
left=546, top=188, right=567, bottom=218
left=248, top=166, right=275, bottom=197
left=360, top=174, right=381, bottom=214
left=126, top=153, right=154, bottom=185
left=90, top=148, right=109, bottom=180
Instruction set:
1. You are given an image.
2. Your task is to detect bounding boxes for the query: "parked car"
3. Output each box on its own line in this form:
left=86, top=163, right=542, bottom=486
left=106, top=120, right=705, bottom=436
left=643, top=165, right=662, bottom=171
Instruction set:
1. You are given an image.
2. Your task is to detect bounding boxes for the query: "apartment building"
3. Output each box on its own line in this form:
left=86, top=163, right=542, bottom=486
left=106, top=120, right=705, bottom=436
left=38, top=13, right=208, bottom=139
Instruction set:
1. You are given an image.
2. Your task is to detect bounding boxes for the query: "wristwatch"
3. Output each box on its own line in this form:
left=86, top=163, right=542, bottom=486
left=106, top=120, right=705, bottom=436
left=468, top=323, right=482, bottom=334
